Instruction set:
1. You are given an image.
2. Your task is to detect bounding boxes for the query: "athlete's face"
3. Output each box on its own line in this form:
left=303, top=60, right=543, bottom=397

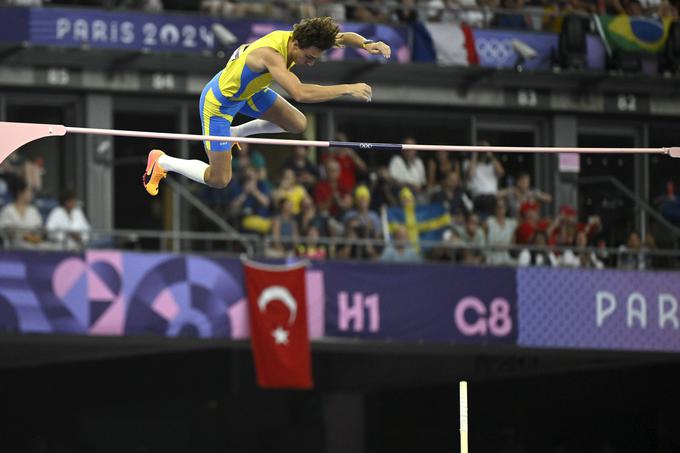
left=293, top=42, right=324, bottom=66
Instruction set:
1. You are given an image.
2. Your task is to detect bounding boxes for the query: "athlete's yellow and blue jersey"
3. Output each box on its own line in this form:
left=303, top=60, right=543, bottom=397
left=200, top=30, right=294, bottom=151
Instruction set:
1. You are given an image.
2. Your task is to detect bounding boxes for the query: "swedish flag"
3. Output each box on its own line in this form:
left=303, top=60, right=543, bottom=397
left=388, top=202, right=451, bottom=247
left=595, top=14, right=673, bottom=54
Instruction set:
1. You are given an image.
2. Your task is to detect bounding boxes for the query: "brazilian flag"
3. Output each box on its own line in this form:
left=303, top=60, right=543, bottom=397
left=595, top=14, right=673, bottom=54
left=387, top=202, right=451, bottom=249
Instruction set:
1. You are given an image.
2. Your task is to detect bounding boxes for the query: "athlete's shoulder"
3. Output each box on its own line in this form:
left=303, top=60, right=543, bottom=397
left=258, top=29, right=292, bottom=42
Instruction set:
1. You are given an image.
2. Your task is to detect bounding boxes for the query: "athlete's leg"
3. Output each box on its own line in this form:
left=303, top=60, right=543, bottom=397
left=143, top=79, right=236, bottom=195
left=231, top=89, right=307, bottom=136
left=202, top=149, right=232, bottom=188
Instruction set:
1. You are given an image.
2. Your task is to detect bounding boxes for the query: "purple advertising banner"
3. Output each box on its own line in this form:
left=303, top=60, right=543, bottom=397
left=0, top=251, right=326, bottom=340
left=518, top=268, right=680, bottom=352
left=322, top=261, right=518, bottom=343
left=0, top=7, right=410, bottom=62
left=0, top=8, right=29, bottom=42
left=8, top=249, right=680, bottom=353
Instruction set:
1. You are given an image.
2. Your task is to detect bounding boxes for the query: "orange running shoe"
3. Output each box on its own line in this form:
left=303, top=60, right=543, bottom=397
left=143, top=149, right=167, bottom=196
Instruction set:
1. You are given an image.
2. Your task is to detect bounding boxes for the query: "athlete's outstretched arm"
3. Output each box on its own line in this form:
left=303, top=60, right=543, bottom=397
left=261, top=49, right=372, bottom=103
left=336, top=32, right=391, bottom=59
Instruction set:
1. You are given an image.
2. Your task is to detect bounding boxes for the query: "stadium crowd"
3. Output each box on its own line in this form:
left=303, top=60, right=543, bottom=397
left=0, top=0, right=674, bottom=268
left=2, top=0, right=679, bottom=29
left=0, top=131, right=662, bottom=269
left=200, top=135, right=661, bottom=269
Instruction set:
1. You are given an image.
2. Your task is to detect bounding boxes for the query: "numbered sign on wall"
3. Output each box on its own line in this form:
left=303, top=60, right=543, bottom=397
left=37, top=67, right=82, bottom=88
left=604, top=93, right=650, bottom=114
left=505, top=88, right=549, bottom=109
left=140, top=72, right=187, bottom=93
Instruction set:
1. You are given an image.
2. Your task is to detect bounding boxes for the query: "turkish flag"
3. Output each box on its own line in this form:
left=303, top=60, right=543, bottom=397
left=243, top=260, right=313, bottom=389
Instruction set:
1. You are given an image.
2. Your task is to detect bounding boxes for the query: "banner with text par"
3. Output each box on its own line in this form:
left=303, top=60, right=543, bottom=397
left=243, top=260, right=313, bottom=389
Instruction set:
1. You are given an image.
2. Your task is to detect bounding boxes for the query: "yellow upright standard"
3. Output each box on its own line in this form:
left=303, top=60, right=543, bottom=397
left=459, top=381, right=468, bottom=453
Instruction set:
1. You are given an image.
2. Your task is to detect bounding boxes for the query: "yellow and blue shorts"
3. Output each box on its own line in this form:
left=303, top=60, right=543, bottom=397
left=199, top=70, right=278, bottom=152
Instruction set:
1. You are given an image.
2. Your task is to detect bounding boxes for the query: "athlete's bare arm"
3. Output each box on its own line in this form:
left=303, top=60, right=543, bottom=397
left=251, top=47, right=372, bottom=103
left=335, top=32, right=391, bottom=59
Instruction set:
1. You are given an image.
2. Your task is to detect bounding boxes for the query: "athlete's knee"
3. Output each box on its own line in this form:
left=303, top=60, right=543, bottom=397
left=286, top=114, right=307, bottom=134
left=205, top=171, right=231, bottom=189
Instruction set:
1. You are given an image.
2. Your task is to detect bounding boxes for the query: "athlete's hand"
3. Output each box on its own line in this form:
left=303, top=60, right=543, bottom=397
left=365, top=41, right=391, bottom=59
left=349, top=83, right=372, bottom=102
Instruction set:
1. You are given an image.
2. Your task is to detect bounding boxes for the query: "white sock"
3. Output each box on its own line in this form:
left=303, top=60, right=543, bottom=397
left=158, top=154, right=208, bottom=184
left=230, top=119, right=286, bottom=137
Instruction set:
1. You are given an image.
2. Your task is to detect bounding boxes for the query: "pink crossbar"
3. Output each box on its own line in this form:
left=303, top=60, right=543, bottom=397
left=0, top=122, right=66, bottom=164
left=0, top=121, right=678, bottom=166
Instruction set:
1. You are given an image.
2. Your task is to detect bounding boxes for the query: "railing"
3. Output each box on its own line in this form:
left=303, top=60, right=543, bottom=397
left=3, top=226, right=678, bottom=270
left=578, top=176, right=680, bottom=249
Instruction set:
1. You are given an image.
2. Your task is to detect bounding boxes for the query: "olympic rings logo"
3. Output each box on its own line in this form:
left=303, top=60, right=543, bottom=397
left=475, top=38, right=514, bottom=65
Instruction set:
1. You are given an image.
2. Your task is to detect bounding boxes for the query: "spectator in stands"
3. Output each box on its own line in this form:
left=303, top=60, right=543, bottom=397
left=393, top=0, right=420, bottom=22
left=314, top=159, right=353, bottom=219
left=567, top=0, right=625, bottom=15
left=389, top=138, right=426, bottom=195
left=0, top=178, right=44, bottom=250
left=427, top=0, right=487, bottom=25
left=0, top=153, right=43, bottom=197
left=298, top=196, right=335, bottom=238
left=550, top=210, right=578, bottom=248
left=514, top=201, right=550, bottom=245
left=617, top=230, right=649, bottom=270
left=144, top=0, right=164, bottom=12
left=347, top=0, right=391, bottom=22
left=427, top=149, right=460, bottom=189
left=560, top=230, right=604, bottom=268
left=271, top=198, right=299, bottom=255
left=283, top=145, right=319, bottom=192
left=484, top=196, right=517, bottom=265
left=464, top=145, right=505, bottom=220
left=284, top=1, right=316, bottom=21
left=3, top=0, right=42, bottom=5
left=297, top=225, right=328, bottom=260
left=338, top=218, right=380, bottom=260
left=518, top=230, right=558, bottom=266
left=460, top=0, right=491, bottom=27
left=324, top=132, right=367, bottom=191
left=431, top=227, right=463, bottom=262
left=431, top=171, right=471, bottom=225
left=46, top=189, right=91, bottom=251
left=314, top=0, right=347, bottom=21
left=424, top=0, right=463, bottom=22
left=453, top=212, right=486, bottom=264
left=499, top=172, right=552, bottom=218
left=380, top=225, right=421, bottom=263
left=118, top=0, right=163, bottom=12
left=547, top=204, right=577, bottom=246
left=233, top=142, right=268, bottom=185
left=492, top=0, right=530, bottom=29
left=202, top=1, right=311, bottom=20
left=655, top=0, right=679, bottom=19
left=656, top=180, right=680, bottom=225
left=272, top=168, right=310, bottom=216
left=643, top=232, right=659, bottom=267
left=343, top=185, right=382, bottom=236
left=200, top=0, right=242, bottom=17
left=338, top=186, right=382, bottom=259
left=625, top=0, right=644, bottom=15
left=369, top=166, right=399, bottom=210
left=229, top=165, right=272, bottom=234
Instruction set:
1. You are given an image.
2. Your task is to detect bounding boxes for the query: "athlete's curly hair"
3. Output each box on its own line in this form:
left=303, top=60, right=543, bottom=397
left=292, top=17, right=339, bottom=51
